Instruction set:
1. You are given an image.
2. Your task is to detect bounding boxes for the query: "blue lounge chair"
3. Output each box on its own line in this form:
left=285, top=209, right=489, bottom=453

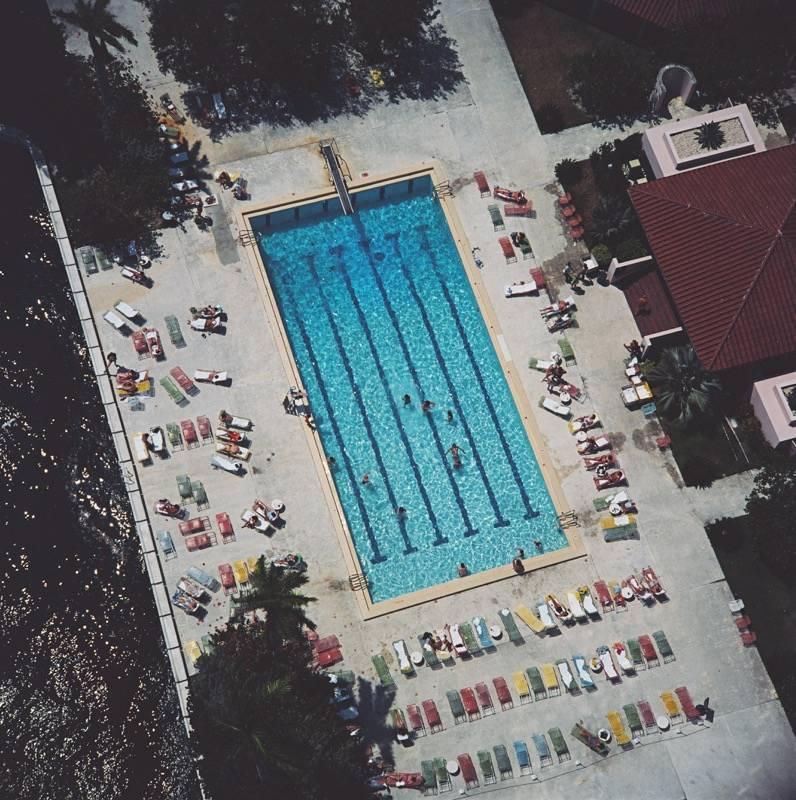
left=513, top=740, right=532, bottom=775
left=532, top=733, right=553, bottom=767
left=473, top=616, right=494, bottom=649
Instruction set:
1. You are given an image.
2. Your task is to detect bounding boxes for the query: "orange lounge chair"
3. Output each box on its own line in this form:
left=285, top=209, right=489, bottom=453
left=504, top=202, right=533, bottom=217
left=474, top=170, right=490, bottom=197
left=498, top=236, right=517, bottom=264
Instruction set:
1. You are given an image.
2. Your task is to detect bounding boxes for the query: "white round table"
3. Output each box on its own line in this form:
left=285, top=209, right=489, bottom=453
left=446, top=760, right=459, bottom=776
left=657, top=715, right=670, bottom=731
left=621, top=586, right=634, bottom=601
left=489, top=625, right=503, bottom=640
left=411, top=651, right=424, bottom=667
left=271, top=499, right=285, bottom=513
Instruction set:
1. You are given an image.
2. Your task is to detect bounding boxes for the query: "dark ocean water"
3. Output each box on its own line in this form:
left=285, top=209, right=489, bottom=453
left=0, top=144, right=198, bottom=800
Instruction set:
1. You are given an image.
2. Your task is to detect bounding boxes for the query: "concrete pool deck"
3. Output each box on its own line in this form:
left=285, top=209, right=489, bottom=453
left=68, top=0, right=796, bottom=796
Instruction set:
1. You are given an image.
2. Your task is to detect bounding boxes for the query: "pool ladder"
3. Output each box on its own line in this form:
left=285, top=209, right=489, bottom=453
left=348, top=573, right=368, bottom=592
left=433, top=181, right=453, bottom=198
left=238, top=229, right=259, bottom=247
left=557, top=510, right=579, bottom=529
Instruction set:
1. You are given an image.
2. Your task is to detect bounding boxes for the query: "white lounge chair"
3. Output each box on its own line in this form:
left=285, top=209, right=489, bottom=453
left=598, top=646, right=619, bottom=680
left=194, top=369, right=229, bottom=384
left=103, top=310, right=127, bottom=331
left=450, top=624, right=468, bottom=657
left=529, top=358, right=554, bottom=372
left=576, top=435, right=611, bottom=454
left=556, top=659, right=576, bottom=692
left=539, top=397, right=571, bottom=418
left=114, top=300, right=140, bottom=320
left=537, top=602, right=557, bottom=630
left=392, top=640, right=413, bottom=674
left=504, top=282, right=536, bottom=298
left=567, top=591, right=586, bottom=622
left=573, top=655, right=594, bottom=688
left=613, top=642, right=634, bottom=674
left=580, top=589, right=599, bottom=617
left=132, top=433, right=150, bottom=463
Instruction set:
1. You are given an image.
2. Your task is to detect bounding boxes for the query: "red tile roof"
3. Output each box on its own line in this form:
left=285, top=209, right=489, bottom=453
left=603, top=0, right=742, bottom=29
left=614, top=259, right=682, bottom=338
left=629, top=145, right=796, bottom=372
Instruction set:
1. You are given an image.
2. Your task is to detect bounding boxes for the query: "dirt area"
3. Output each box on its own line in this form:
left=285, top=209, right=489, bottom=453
left=492, top=1, right=636, bottom=132
left=707, top=517, right=796, bottom=734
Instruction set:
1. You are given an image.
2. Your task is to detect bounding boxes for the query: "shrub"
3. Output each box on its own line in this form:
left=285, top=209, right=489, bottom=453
left=554, top=158, right=583, bottom=187
left=615, top=238, right=646, bottom=262
left=590, top=244, right=612, bottom=268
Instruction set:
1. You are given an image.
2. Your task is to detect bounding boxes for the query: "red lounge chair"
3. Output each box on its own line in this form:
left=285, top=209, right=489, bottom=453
left=178, top=516, right=209, bottom=536
left=458, top=754, right=479, bottom=789
left=734, top=615, right=752, bottom=631
left=569, top=226, right=585, bottom=240
left=474, top=170, right=490, bottom=197
left=170, top=366, right=196, bottom=394
left=637, top=699, right=657, bottom=731
left=218, top=563, right=235, bottom=592
left=594, top=580, right=614, bottom=611
left=530, top=267, right=545, bottom=292
left=407, top=704, right=425, bottom=736
left=474, top=682, right=495, bottom=715
left=461, top=687, right=480, bottom=720
left=674, top=687, right=701, bottom=721
left=741, top=630, right=758, bottom=646
left=185, top=532, right=211, bottom=551
left=638, top=634, right=659, bottom=667
left=492, top=676, right=513, bottom=710
left=315, top=635, right=341, bottom=653
left=181, top=419, right=198, bottom=447
left=498, top=236, right=517, bottom=264
left=216, top=512, right=234, bottom=541
left=594, top=470, right=626, bottom=490
left=567, top=214, right=583, bottom=227
left=561, top=205, right=577, bottom=218
left=504, top=203, right=533, bottom=217
left=197, top=415, right=213, bottom=442
left=493, top=186, right=527, bottom=205
left=421, top=699, right=443, bottom=733
left=317, top=648, right=343, bottom=667
left=132, top=330, right=149, bottom=358
left=558, top=193, right=572, bottom=206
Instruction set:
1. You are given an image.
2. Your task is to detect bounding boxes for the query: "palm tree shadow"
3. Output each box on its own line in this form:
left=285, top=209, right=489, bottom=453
left=356, top=677, right=396, bottom=767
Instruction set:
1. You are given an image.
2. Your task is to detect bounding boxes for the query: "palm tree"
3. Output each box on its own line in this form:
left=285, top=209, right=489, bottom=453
left=646, top=345, right=721, bottom=424
left=695, top=121, right=726, bottom=151
left=590, top=196, right=634, bottom=243
left=55, top=0, right=137, bottom=95
left=246, top=559, right=317, bottom=649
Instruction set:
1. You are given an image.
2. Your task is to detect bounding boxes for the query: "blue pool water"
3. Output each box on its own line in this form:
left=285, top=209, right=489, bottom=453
left=253, top=177, right=566, bottom=602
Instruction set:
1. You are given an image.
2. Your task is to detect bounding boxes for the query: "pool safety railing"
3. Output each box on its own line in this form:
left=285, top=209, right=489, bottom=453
left=433, top=180, right=453, bottom=198
left=320, top=139, right=354, bottom=216
left=238, top=229, right=260, bottom=247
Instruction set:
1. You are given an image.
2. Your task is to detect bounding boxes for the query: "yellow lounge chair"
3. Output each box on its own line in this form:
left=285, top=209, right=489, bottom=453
left=600, top=514, right=637, bottom=529
left=184, top=639, right=202, bottom=666
left=607, top=710, right=631, bottom=745
left=246, top=555, right=261, bottom=575
left=540, top=664, right=561, bottom=696
left=660, top=691, right=682, bottom=722
left=514, top=604, right=546, bottom=635
left=232, top=560, right=249, bottom=585
left=512, top=670, right=531, bottom=704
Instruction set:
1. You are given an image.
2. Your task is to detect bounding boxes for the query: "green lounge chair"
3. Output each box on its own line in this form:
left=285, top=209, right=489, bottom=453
left=371, top=654, right=395, bottom=688
left=499, top=609, right=522, bottom=643
left=166, top=422, right=182, bottom=450
left=488, top=204, right=505, bottom=231
left=95, top=249, right=113, bottom=271
left=176, top=474, right=193, bottom=502
left=494, top=745, right=513, bottom=779
left=604, top=525, right=639, bottom=542
left=477, top=750, right=496, bottom=785
left=526, top=666, right=545, bottom=699
left=548, top=727, right=570, bottom=762
left=165, top=315, right=187, bottom=348
left=626, top=638, right=644, bottom=669
left=447, top=689, right=466, bottom=725
left=459, top=622, right=481, bottom=654
left=652, top=630, right=675, bottom=662
left=201, top=634, right=215, bottom=655
left=417, top=635, right=440, bottom=668
left=623, top=703, right=643, bottom=736
left=191, top=480, right=209, bottom=510
left=433, top=758, right=451, bottom=792
left=79, top=247, right=98, bottom=275
left=159, top=376, right=186, bottom=404
left=558, top=337, right=576, bottom=365
left=330, top=669, right=355, bottom=685
left=420, top=761, right=436, bottom=795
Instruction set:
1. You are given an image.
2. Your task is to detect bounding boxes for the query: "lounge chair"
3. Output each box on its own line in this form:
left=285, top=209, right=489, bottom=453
left=473, top=170, right=490, bottom=197
left=446, top=689, right=467, bottom=724
left=512, top=670, right=531, bottom=704
left=231, top=560, right=248, bottom=585
left=420, top=761, right=436, bottom=796
left=474, top=682, right=495, bottom=715
left=594, top=470, right=626, bottom=490
left=548, top=727, right=571, bottom=762
left=597, top=645, right=620, bottom=682
left=488, top=204, right=505, bottom=231
left=103, top=310, right=127, bottom=331
left=505, top=202, right=533, bottom=217
left=652, top=630, right=675, bottom=663
left=556, top=658, right=577, bottom=693
left=513, top=740, right=531, bottom=775
left=539, top=396, right=571, bottom=419
left=459, top=622, right=481, bottom=654
left=422, top=699, right=443, bottom=733
left=741, top=630, right=758, bottom=646
left=579, top=586, right=599, bottom=617
left=494, top=744, right=513, bottom=780
left=407, top=703, right=425, bottom=736
left=607, top=710, right=631, bottom=746
left=570, top=722, right=609, bottom=755
left=393, top=640, right=414, bottom=674
left=675, top=686, right=701, bottom=721
left=638, top=634, right=660, bottom=667
left=532, top=733, right=553, bottom=767
left=613, top=642, right=634, bottom=674
left=514, top=604, right=546, bottom=636
left=160, top=376, right=186, bottom=404
left=499, top=609, right=523, bottom=643
left=191, top=480, right=209, bottom=510
left=457, top=753, right=479, bottom=789
left=660, top=691, right=682, bottom=723
left=196, top=415, right=212, bottom=443
left=626, top=638, right=645, bottom=670
left=460, top=687, right=480, bottom=720
left=181, top=420, right=198, bottom=449
left=526, top=666, right=546, bottom=700
left=450, top=624, right=468, bottom=657
left=498, top=236, right=517, bottom=263
left=536, top=602, right=557, bottom=631
left=541, top=664, right=561, bottom=697
left=472, top=616, right=494, bottom=649
left=371, top=654, right=396, bottom=688
left=593, top=580, right=613, bottom=611
left=418, top=635, right=440, bottom=668
left=566, top=591, right=587, bottom=622
left=477, top=750, right=496, bottom=785
left=79, top=246, right=99, bottom=275
left=166, top=422, right=182, bottom=450
left=528, top=357, right=554, bottom=372
left=504, top=281, right=536, bottom=298
left=217, top=564, right=235, bottom=593
left=570, top=413, right=601, bottom=434
left=164, top=314, right=186, bottom=348
left=573, top=654, right=594, bottom=688
left=530, top=267, right=546, bottom=294
left=170, top=366, right=197, bottom=395
left=176, top=474, right=193, bottom=502
left=511, top=233, right=534, bottom=259
left=156, top=530, right=175, bottom=559
left=433, top=758, right=451, bottom=793
left=492, top=676, right=513, bottom=710
left=638, top=699, right=657, bottom=732
left=623, top=703, right=644, bottom=736
left=558, top=337, right=576, bottom=365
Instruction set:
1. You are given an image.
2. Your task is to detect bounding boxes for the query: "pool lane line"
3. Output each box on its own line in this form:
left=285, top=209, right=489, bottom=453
left=415, top=224, right=540, bottom=522
left=274, top=269, right=387, bottom=564
left=302, top=253, right=431, bottom=553
left=343, top=232, right=480, bottom=538
left=379, top=233, right=508, bottom=529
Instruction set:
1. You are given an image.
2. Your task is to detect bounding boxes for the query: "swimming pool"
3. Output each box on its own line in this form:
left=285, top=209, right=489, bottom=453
left=252, top=175, right=567, bottom=602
